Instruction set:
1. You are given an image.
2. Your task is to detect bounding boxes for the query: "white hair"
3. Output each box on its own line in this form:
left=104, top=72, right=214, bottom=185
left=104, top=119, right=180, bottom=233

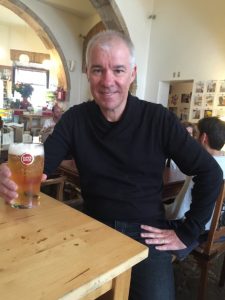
left=86, top=30, right=136, bottom=68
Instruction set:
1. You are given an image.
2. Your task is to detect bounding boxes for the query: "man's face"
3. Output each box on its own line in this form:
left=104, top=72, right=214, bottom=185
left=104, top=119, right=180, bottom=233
left=53, top=107, right=62, bottom=120
left=86, top=39, right=136, bottom=121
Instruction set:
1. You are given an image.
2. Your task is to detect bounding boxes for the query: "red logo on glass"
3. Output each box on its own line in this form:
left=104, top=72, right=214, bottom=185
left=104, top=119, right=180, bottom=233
left=21, top=153, right=34, bottom=165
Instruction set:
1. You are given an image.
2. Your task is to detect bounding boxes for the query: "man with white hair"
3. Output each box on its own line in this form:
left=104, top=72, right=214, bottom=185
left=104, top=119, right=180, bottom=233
left=0, top=31, right=222, bottom=300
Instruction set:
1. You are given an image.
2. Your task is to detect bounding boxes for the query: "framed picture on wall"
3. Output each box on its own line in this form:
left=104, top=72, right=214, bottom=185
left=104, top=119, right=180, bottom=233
left=204, top=94, right=214, bottom=107
left=215, top=108, right=225, bottom=118
left=0, top=65, right=12, bottom=80
left=219, top=80, right=225, bottom=93
left=204, top=109, right=212, bottom=118
left=181, top=93, right=191, bottom=104
left=206, top=80, right=217, bottom=93
left=195, top=81, right=204, bottom=93
left=170, top=94, right=179, bottom=106
left=193, top=94, right=203, bottom=106
left=180, top=107, right=189, bottom=121
left=192, top=109, right=201, bottom=120
left=217, top=94, right=225, bottom=106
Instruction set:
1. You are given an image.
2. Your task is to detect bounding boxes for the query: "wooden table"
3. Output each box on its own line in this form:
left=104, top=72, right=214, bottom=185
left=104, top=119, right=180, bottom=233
left=0, top=194, right=148, bottom=300
left=19, top=114, right=50, bottom=131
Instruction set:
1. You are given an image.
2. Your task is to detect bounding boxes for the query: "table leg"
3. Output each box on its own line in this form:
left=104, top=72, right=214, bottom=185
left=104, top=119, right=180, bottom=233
left=98, top=269, right=131, bottom=300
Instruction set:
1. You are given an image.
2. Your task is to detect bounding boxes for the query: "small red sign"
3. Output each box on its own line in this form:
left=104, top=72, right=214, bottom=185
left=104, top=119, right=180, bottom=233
left=21, top=153, right=34, bottom=165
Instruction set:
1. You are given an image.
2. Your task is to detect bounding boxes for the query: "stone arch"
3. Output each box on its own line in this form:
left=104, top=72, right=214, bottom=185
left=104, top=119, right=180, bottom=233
left=0, top=0, right=69, bottom=93
left=0, top=0, right=136, bottom=100
left=81, top=21, right=106, bottom=73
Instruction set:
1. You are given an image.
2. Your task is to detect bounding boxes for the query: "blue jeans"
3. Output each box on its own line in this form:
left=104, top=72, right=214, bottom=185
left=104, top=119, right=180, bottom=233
left=104, top=221, right=175, bottom=300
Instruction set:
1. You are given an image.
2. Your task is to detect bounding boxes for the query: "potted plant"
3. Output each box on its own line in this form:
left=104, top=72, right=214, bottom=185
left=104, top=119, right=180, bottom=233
left=13, top=82, right=34, bottom=99
left=12, top=82, right=34, bottom=109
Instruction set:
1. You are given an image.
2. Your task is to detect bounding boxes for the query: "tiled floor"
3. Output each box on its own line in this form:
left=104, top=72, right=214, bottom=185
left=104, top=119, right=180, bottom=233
left=174, top=255, right=225, bottom=300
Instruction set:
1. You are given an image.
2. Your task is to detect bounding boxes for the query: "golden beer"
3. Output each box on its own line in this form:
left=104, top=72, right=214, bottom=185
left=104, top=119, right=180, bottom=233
left=8, top=143, right=44, bottom=208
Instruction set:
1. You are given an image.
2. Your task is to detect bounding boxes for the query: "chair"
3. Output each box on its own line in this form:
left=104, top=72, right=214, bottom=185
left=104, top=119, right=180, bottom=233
left=41, top=175, right=66, bottom=202
left=190, top=180, right=225, bottom=300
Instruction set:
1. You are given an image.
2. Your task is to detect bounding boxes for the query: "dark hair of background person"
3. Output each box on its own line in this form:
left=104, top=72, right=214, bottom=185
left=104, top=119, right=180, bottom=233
left=198, top=117, right=225, bottom=150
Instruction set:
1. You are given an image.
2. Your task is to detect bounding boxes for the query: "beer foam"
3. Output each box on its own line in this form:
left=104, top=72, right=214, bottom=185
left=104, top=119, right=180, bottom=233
left=9, top=143, right=44, bottom=156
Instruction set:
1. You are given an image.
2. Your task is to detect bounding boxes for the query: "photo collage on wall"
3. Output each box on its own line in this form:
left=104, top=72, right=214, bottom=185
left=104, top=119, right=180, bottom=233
left=168, top=87, right=192, bottom=121
left=190, top=80, right=225, bottom=122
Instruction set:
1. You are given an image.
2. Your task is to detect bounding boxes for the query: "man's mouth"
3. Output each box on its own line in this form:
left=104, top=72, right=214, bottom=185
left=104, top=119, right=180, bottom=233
left=100, top=90, right=117, bottom=95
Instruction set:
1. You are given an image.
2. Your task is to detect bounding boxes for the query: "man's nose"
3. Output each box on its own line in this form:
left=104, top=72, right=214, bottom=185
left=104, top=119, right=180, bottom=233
left=101, top=70, right=114, bottom=86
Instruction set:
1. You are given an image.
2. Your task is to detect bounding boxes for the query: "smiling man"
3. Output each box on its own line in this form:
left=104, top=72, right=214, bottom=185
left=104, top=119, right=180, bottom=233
left=0, top=31, right=223, bottom=300
left=86, top=32, right=136, bottom=122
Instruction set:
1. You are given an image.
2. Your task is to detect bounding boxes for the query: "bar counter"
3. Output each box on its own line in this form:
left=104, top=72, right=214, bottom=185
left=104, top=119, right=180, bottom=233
left=0, top=193, right=148, bottom=300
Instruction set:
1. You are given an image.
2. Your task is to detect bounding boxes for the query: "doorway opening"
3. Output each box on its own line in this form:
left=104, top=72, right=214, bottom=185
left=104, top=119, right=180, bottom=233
left=157, top=80, right=194, bottom=121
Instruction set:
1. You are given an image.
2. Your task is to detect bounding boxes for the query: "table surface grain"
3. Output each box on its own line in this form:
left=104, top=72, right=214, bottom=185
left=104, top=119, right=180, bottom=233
left=0, top=193, right=148, bottom=300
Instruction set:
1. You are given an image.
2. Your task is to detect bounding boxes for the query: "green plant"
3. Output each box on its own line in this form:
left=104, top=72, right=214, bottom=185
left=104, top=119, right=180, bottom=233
left=13, top=82, right=34, bottom=98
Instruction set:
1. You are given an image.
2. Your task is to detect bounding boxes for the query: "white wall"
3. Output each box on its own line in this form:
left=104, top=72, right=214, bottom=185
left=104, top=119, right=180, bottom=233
left=115, top=0, right=154, bottom=99
left=146, top=0, right=225, bottom=104
left=0, top=23, right=48, bottom=66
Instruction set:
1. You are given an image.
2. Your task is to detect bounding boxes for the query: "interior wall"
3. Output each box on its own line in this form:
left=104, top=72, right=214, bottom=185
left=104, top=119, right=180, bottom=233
left=115, top=0, right=154, bottom=99
left=0, top=23, right=49, bottom=66
left=146, top=0, right=225, bottom=104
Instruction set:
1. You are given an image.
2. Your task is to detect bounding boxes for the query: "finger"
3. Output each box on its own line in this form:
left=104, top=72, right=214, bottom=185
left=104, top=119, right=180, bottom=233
left=0, top=186, right=18, bottom=202
left=144, top=238, right=168, bottom=245
left=0, top=192, right=18, bottom=203
left=0, top=163, right=11, bottom=177
left=155, top=244, right=171, bottom=251
left=41, top=174, right=47, bottom=182
left=1, top=177, right=18, bottom=191
left=141, top=225, right=164, bottom=233
left=155, top=243, right=186, bottom=251
left=141, top=232, right=165, bottom=239
left=0, top=177, right=18, bottom=202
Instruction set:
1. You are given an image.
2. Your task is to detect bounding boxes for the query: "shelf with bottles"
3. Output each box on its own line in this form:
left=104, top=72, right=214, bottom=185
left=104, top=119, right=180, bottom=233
left=0, top=109, right=13, bottom=123
left=0, top=65, right=12, bottom=81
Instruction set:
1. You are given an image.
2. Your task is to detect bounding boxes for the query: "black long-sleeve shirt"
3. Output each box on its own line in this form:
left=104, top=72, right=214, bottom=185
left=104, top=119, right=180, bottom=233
left=44, top=94, right=223, bottom=246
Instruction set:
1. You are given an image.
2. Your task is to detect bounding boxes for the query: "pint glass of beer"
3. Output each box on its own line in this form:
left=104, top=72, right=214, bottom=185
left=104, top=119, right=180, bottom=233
left=8, top=143, right=44, bottom=209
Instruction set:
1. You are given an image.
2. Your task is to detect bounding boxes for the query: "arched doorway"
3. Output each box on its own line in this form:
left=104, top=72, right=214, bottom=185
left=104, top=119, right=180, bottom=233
left=0, top=0, right=132, bottom=101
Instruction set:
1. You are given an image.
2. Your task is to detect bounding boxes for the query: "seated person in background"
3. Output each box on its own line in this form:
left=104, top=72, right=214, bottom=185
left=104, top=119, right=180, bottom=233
left=40, top=104, right=62, bottom=142
left=165, top=116, right=225, bottom=259
left=180, top=121, right=198, bottom=138
left=20, top=98, right=32, bottom=110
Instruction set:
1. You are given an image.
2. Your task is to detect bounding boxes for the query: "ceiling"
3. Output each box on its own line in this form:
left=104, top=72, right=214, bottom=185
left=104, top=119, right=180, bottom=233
left=0, top=0, right=96, bottom=26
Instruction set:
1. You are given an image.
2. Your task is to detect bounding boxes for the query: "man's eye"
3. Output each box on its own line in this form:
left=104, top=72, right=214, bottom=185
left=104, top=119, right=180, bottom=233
left=114, top=69, right=125, bottom=75
left=92, top=68, right=102, bottom=74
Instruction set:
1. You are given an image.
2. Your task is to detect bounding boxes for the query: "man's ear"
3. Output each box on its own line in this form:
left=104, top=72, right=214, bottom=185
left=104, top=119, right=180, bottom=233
left=130, top=65, right=137, bottom=83
left=199, top=132, right=208, bottom=146
left=86, top=67, right=90, bottom=81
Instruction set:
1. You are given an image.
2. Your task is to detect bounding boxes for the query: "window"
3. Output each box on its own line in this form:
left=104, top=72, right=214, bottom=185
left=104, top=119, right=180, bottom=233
left=12, top=65, right=49, bottom=108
